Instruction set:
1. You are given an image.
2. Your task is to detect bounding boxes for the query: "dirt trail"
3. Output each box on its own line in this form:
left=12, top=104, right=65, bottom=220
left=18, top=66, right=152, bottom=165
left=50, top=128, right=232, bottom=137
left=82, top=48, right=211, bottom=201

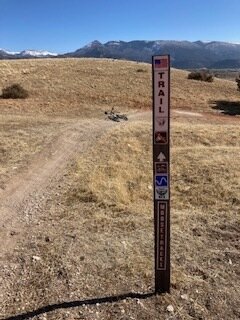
left=0, top=109, right=236, bottom=265
left=1, top=110, right=239, bottom=319
left=0, top=118, right=115, bottom=256
left=0, top=108, right=236, bottom=252
left=0, top=112, right=151, bottom=258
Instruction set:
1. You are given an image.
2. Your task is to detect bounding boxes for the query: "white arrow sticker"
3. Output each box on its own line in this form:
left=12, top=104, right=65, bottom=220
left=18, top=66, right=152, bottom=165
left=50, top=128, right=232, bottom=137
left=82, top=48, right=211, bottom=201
left=157, top=152, right=166, bottom=162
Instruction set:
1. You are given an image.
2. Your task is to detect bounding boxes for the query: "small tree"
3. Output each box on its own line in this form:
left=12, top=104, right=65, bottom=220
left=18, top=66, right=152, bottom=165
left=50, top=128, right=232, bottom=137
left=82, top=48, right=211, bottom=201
left=1, top=83, right=29, bottom=99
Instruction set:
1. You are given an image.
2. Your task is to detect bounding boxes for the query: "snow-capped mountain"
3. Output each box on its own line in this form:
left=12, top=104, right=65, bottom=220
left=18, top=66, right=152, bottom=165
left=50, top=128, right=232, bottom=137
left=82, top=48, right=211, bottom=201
left=19, top=50, right=58, bottom=57
left=0, top=48, right=57, bottom=58
left=1, top=40, right=240, bottom=68
left=1, top=49, right=20, bottom=55
left=63, top=40, right=240, bottom=68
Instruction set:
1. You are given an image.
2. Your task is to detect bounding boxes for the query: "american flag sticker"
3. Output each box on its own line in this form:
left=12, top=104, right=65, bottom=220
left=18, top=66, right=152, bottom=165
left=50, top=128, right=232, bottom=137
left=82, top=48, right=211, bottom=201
left=154, top=58, right=168, bottom=68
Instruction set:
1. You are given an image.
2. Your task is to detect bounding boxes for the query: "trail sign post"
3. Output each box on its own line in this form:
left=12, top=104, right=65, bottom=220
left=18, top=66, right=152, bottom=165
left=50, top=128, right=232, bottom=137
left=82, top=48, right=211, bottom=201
left=152, top=55, right=170, bottom=293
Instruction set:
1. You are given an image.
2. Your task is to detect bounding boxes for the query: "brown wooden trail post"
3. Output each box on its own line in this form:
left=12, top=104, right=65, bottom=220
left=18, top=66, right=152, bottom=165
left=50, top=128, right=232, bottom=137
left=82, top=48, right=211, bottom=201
left=152, top=55, right=170, bottom=293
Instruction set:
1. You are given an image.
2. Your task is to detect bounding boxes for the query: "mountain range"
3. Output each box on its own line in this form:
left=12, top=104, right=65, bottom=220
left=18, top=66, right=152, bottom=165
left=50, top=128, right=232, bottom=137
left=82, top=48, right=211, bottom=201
left=0, top=49, right=58, bottom=59
left=1, top=40, right=240, bottom=69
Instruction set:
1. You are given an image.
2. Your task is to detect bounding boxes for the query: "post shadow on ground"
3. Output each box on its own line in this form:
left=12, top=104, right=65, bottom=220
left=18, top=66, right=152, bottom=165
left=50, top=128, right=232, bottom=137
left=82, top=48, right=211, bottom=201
left=210, top=100, right=240, bottom=116
left=3, top=291, right=156, bottom=320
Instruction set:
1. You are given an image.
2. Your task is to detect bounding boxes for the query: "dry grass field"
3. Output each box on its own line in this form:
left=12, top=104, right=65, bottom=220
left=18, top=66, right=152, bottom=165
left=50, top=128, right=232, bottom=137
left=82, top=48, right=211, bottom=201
left=0, top=58, right=239, bottom=320
left=0, top=58, right=239, bottom=116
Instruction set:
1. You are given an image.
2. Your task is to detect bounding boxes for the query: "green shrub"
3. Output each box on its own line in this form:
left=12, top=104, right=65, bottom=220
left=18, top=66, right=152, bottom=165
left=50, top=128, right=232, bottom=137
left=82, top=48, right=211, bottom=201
left=188, top=71, right=214, bottom=82
left=1, top=84, right=29, bottom=99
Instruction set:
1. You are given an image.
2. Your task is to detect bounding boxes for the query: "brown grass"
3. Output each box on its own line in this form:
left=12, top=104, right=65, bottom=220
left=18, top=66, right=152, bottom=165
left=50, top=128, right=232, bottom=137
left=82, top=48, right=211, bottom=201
left=0, top=59, right=151, bottom=117
left=0, top=114, right=66, bottom=189
left=75, top=121, right=152, bottom=210
left=0, top=58, right=239, bottom=117
left=172, top=69, right=240, bottom=111
left=69, top=119, right=240, bottom=319
left=3, top=117, right=239, bottom=319
left=75, top=121, right=240, bottom=211
left=0, top=58, right=239, bottom=319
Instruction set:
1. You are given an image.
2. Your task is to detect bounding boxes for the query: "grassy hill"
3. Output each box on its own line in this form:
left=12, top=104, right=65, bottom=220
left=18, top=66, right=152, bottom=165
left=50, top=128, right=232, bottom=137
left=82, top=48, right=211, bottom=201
left=0, top=58, right=239, bottom=319
left=0, top=58, right=239, bottom=116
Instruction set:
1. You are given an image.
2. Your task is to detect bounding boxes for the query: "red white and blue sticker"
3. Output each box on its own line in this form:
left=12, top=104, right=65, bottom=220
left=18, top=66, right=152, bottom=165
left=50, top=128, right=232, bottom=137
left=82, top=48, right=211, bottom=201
left=154, top=58, right=168, bottom=69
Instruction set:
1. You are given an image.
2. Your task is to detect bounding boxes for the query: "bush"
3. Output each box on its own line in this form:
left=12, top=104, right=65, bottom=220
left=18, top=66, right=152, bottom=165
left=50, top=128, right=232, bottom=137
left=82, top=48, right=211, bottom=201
left=1, top=84, right=29, bottom=99
left=188, top=71, right=214, bottom=82
left=236, top=75, right=240, bottom=91
left=136, top=68, right=147, bottom=73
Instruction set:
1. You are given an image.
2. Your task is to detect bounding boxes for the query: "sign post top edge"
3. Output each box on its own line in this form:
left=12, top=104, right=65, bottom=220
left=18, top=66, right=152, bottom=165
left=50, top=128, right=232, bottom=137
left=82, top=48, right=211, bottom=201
left=152, top=54, right=170, bottom=59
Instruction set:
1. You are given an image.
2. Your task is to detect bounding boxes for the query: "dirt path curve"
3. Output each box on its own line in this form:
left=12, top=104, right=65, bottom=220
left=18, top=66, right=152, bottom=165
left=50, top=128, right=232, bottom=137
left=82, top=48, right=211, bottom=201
left=0, top=112, right=150, bottom=259
left=0, top=108, right=236, bottom=252
left=0, top=118, right=117, bottom=257
left=0, top=107, right=235, bottom=252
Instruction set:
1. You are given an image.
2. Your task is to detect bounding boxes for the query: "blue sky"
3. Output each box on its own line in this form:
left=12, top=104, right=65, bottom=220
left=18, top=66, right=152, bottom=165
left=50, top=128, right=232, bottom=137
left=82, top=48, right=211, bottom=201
left=0, top=0, right=240, bottom=53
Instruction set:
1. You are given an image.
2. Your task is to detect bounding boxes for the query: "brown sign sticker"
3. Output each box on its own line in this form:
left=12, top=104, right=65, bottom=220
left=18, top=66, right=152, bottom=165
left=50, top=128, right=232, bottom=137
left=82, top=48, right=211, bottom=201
left=157, top=202, right=168, bottom=270
left=154, top=131, right=168, bottom=144
left=155, top=162, right=168, bottom=174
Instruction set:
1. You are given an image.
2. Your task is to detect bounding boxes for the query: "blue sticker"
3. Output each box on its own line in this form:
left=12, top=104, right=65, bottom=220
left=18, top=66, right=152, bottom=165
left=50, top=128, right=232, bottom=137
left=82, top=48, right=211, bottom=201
left=156, top=175, right=168, bottom=187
